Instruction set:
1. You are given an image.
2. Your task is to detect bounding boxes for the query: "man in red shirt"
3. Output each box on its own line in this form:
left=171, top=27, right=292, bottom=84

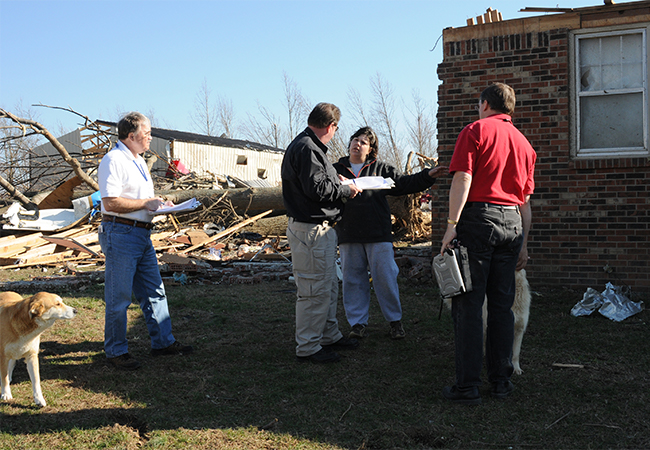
left=440, top=83, right=536, bottom=404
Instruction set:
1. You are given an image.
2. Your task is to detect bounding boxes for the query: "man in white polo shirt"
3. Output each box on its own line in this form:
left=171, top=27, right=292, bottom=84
left=98, top=111, right=192, bottom=370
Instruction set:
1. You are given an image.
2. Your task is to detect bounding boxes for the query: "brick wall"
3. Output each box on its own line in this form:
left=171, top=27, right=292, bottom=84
left=434, top=28, right=650, bottom=293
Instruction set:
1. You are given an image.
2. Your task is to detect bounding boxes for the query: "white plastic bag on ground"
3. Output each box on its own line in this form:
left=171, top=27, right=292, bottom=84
left=572, top=283, right=644, bottom=322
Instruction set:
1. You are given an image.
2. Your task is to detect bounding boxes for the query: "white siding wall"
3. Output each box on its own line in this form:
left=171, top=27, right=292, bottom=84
left=172, top=142, right=284, bottom=186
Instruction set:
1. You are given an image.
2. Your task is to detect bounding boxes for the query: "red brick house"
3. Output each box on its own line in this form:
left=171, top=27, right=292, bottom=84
left=433, top=1, right=650, bottom=292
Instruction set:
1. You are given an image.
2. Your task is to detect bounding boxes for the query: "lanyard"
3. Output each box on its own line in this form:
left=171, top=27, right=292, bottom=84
left=133, top=160, right=148, bottom=181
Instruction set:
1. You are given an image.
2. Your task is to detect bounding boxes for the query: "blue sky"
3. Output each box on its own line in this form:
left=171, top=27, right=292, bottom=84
left=0, top=0, right=625, bottom=142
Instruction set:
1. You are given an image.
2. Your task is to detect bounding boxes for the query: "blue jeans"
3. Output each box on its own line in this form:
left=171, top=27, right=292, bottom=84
left=340, top=241, right=402, bottom=326
left=451, top=204, right=523, bottom=388
left=98, top=221, right=175, bottom=358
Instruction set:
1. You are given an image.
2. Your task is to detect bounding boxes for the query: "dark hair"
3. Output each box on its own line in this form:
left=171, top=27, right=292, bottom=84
left=307, top=103, right=341, bottom=129
left=117, top=112, right=149, bottom=140
left=349, top=126, right=379, bottom=160
left=480, top=83, right=516, bottom=115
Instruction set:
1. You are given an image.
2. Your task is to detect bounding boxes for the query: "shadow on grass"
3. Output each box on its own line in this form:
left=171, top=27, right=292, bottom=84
left=2, top=280, right=650, bottom=449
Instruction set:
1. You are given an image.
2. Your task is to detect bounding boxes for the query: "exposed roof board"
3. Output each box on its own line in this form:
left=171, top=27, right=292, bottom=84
left=444, top=0, right=650, bottom=41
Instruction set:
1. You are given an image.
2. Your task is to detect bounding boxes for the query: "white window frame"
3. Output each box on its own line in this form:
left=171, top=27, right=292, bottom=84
left=572, top=27, right=649, bottom=159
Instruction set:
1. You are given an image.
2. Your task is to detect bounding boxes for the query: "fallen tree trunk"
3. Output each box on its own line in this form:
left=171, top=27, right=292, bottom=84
left=158, top=186, right=285, bottom=214
left=156, top=185, right=419, bottom=218
left=158, top=186, right=429, bottom=238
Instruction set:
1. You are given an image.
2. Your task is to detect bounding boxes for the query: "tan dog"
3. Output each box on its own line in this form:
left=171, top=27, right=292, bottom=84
left=444, top=269, right=531, bottom=375
left=0, top=292, right=77, bottom=407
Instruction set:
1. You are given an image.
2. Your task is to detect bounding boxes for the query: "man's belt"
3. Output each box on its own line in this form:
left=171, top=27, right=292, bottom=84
left=102, top=214, right=154, bottom=230
left=289, top=217, right=338, bottom=228
left=465, top=202, right=519, bottom=211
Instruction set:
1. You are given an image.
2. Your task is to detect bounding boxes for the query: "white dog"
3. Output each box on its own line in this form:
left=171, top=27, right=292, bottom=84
left=445, top=269, right=531, bottom=375
left=0, top=291, right=77, bottom=407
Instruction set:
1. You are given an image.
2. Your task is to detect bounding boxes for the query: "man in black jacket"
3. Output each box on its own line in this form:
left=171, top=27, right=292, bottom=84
left=281, top=103, right=362, bottom=364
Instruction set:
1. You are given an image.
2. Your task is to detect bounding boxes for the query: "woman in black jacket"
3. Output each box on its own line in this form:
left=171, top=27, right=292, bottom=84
left=334, top=127, right=447, bottom=339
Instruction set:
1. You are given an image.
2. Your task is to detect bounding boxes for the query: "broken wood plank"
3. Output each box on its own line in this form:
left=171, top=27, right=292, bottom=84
left=38, top=176, right=83, bottom=209
left=0, top=232, right=46, bottom=257
left=181, top=209, right=273, bottom=253
left=43, top=236, right=101, bottom=257
left=0, top=234, right=16, bottom=245
left=187, top=229, right=211, bottom=246
left=552, top=363, right=585, bottom=369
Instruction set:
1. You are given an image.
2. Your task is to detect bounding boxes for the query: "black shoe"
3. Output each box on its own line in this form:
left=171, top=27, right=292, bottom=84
left=389, top=321, right=405, bottom=340
left=322, top=336, right=360, bottom=351
left=297, top=348, right=341, bottom=364
left=107, top=353, right=141, bottom=371
left=151, top=341, right=194, bottom=357
left=349, top=324, right=367, bottom=339
left=442, top=385, right=481, bottom=405
left=491, top=380, right=514, bottom=399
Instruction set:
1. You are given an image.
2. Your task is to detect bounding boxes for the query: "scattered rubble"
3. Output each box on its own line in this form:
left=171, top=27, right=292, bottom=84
left=0, top=111, right=436, bottom=290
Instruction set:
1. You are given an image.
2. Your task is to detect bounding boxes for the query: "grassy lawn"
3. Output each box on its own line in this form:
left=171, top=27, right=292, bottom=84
left=1, top=270, right=648, bottom=449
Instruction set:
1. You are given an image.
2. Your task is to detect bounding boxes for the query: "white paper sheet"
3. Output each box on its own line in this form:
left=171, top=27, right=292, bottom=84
left=341, top=176, right=395, bottom=190
left=149, top=198, right=201, bottom=215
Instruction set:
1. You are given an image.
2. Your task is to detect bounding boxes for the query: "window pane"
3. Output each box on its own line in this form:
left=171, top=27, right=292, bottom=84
left=580, top=38, right=601, bottom=91
left=622, top=33, right=644, bottom=88
left=601, top=63, right=620, bottom=89
left=579, top=32, right=644, bottom=91
left=580, top=93, right=644, bottom=149
left=600, top=35, right=620, bottom=64
left=580, top=37, right=601, bottom=66
left=580, top=65, right=599, bottom=91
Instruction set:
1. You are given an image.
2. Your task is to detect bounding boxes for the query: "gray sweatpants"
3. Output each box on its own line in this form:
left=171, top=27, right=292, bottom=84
left=339, top=241, right=402, bottom=327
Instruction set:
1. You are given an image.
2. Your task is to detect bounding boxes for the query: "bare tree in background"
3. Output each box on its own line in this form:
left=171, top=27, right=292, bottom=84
left=190, top=78, right=218, bottom=136
left=240, top=73, right=310, bottom=149
left=370, top=73, right=403, bottom=169
left=405, top=89, right=437, bottom=159
left=216, top=95, right=235, bottom=138
left=282, top=71, right=310, bottom=141
left=241, top=103, right=283, bottom=148
left=347, top=87, right=371, bottom=128
left=0, top=102, right=42, bottom=195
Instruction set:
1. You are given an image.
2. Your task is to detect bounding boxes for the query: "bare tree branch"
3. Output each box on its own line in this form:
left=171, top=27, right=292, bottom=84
left=405, top=90, right=437, bottom=160
left=370, top=73, right=402, bottom=168
left=0, top=173, right=34, bottom=206
left=190, top=78, right=218, bottom=136
left=346, top=87, right=370, bottom=128
left=216, top=95, right=236, bottom=138
left=282, top=71, right=309, bottom=141
left=240, top=102, right=283, bottom=148
left=0, top=108, right=99, bottom=191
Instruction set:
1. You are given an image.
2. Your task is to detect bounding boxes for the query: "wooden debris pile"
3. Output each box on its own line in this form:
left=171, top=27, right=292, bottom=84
left=0, top=208, right=296, bottom=291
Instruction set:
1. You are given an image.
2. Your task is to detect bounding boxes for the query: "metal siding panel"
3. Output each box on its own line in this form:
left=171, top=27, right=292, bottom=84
left=172, top=143, right=283, bottom=185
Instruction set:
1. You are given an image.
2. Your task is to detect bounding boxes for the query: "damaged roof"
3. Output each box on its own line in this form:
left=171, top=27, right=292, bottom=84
left=96, top=120, right=285, bottom=154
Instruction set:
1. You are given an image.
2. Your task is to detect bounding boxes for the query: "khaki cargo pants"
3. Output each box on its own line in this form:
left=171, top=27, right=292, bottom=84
left=287, top=218, right=343, bottom=357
